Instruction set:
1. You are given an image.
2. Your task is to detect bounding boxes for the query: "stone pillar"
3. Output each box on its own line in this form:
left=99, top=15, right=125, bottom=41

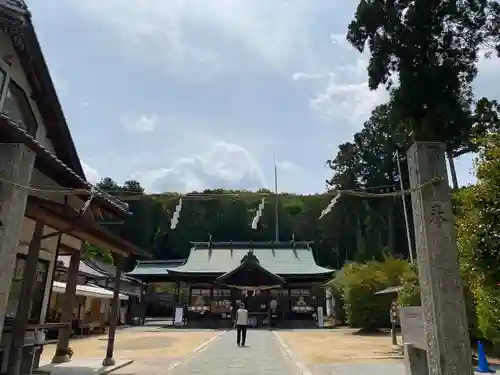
left=6, top=219, right=44, bottom=375
left=102, top=253, right=123, bottom=367
left=404, top=344, right=429, bottom=375
left=52, top=249, right=81, bottom=363
left=0, top=143, right=36, bottom=337
left=325, top=287, right=332, bottom=317
left=406, top=142, right=472, bottom=375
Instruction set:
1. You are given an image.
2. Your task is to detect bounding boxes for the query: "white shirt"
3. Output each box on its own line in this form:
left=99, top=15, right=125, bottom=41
left=236, top=308, right=248, bottom=325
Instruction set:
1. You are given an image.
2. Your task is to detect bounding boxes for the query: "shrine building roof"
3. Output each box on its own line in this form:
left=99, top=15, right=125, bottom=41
left=127, top=241, right=334, bottom=279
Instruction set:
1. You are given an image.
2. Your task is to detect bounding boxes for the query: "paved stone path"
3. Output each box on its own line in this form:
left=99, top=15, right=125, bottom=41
left=167, top=330, right=301, bottom=375
left=314, top=363, right=405, bottom=375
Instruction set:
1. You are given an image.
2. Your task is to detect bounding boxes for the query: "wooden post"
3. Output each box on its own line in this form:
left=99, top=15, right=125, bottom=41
left=267, top=290, right=271, bottom=330
left=0, top=143, right=36, bottom=338
left=390, top=301, right=398, bottom=347
left=102, top=253, right=123, bottom=366
left=6, top=220, right=44, bottom=375
left=406, top=142, right=472, bottom=375
left=52, top=248, right=81, bottom=363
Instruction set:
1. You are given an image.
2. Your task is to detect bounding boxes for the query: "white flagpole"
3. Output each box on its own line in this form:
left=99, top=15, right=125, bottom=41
left=274, top=153, right=279, bottom=242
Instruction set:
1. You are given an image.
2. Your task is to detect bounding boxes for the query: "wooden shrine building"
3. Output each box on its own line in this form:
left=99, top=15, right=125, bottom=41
left=127, top=241, right=334, bottom=328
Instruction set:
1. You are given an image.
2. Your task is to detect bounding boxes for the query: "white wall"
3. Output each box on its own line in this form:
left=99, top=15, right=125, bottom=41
left=0, top=27, right=90, bottom=324
left=0, top=31, right=53, bottom=151
left=0, top=30, right=89, bottom=216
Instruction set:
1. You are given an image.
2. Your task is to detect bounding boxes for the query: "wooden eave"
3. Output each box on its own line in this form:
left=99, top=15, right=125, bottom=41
left=25, top=195, right=151, bottom=258
left=0, top=115, right=130, bottom=220
left=216, top=259, right=285, bottom=285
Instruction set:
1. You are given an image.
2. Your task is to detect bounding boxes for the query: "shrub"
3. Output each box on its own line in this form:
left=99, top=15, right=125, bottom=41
left=397, top=263, right=420, bottom=307
left=332, top=256, right=413, bottom=329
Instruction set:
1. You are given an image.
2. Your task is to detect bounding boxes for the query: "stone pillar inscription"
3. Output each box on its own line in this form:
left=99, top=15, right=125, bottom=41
left=407, top=142, right=472, bottom=375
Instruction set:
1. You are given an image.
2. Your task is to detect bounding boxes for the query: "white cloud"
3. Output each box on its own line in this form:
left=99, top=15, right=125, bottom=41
left=131, top=140, right=267, bottom=193
left=276, top=160, right=300, bottom=171
left=121, top=114, right=158, bottom=133
left=298, top=41, right=388, bottom=126
left=329, top=32, right=349, bottom=47
left=82, top=162, right=100, bottom=183
left=311, top=75, right=388, bottom=125
left=69, top=0, right=333, bottom=75
left=291, top=72, right=325, bottom=81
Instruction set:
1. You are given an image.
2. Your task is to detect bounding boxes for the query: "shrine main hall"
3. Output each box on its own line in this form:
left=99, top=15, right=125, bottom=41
left=127, top=241, right=334, bottom=328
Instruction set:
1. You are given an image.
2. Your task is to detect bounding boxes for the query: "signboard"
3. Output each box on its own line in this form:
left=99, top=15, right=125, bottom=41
left=399, top=306, right=426, bottom=350
left=248, top=316, right=257, bottom=327
left=174, top=307, right=184, bottom=327
left=317, top=306, right=324, bottom=328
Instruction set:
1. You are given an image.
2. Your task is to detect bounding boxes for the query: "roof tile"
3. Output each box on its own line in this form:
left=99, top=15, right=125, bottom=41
left=129, top=247, right=333, bottom=276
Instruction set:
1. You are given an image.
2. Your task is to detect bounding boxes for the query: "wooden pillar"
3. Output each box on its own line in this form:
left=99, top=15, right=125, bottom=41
left=0, top=144, right=36, bottom=338
left=267, top=290, right=271, bottom=330
left=6, top=220, right=44, bottom=375
left=209, top=285, right=214, bottom=329
left=407, top=142, right=472, bottom=375
left=52, top=248, right=81, bottom=363
left=141, top=283, right=147, bottom=325
left=102, top=253, right=123, bottom=366
left=175, top=281, right=180, bottom=304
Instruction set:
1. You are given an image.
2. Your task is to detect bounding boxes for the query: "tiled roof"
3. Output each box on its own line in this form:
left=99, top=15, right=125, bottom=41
left=84, top=258, right=143, bottom=284
left=127, top=259, right=187, bottom=277
left=0, top=1, right=86, bottom=178
left=0, top=114, right=130, bottom=214
left=172, top=247, right=333, bottom=275
left=0, top=3, right=129, bottom=216
left=128, top=243, right=333, bottom=276
left=374, top=285, right=404, bottom=295
left=57, top=255, right=107, bottom=278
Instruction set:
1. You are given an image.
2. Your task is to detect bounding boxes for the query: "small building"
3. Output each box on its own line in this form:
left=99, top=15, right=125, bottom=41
left=127, top=241, right=334, bottom=328
left=0, top=1, right=150, bottom=374
left=80, top=258, right=146, bottom=325
left=46, top=256, right=142, bottom=337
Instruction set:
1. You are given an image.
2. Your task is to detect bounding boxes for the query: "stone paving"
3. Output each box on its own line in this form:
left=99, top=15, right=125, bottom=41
left=39, top=325, right=499, bottom=375
left=165, top=330, right=302, bottom=375
left=314, top=362, right=405, bottom=375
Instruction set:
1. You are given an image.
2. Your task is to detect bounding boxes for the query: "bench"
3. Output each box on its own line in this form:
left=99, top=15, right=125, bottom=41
left=77, top=321, right=105, bottom=336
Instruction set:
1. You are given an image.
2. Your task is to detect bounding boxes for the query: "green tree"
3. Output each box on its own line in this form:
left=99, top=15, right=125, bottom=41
left=326, top=103, right=414, bottom=261
left=347, top=0, right=489, bottom=188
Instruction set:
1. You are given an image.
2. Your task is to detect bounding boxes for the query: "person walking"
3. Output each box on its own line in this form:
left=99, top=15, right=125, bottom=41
left=235, top=302, right=248, bottom=346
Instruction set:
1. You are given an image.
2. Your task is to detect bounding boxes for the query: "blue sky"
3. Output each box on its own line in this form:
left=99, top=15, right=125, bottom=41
left=27, top=0, right=497, bottom=193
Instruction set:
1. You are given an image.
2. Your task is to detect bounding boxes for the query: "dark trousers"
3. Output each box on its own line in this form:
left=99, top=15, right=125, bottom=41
left=236, top=325, right=247, bottom=345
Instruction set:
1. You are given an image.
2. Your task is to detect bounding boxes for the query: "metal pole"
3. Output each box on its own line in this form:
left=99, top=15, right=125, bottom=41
left=274, top=154, right=279, bottom=242
left=395, top=150, right=414, bottom=263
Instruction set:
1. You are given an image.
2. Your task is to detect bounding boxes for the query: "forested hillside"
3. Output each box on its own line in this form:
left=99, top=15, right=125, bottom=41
left=92, top=177, right=414, bottom=269
left=91, top=99, right=500, bottom=269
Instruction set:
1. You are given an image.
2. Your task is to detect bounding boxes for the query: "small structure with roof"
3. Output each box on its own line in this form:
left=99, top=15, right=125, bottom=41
left=45, top=256, right=145, bottom=338
left=128, top=240, right=334, bottom=328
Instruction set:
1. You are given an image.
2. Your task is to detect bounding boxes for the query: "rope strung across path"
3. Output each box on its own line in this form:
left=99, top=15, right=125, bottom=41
left=0, top=176, right=442, bottom=199
left=0, top=175, right=443, bottom=226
